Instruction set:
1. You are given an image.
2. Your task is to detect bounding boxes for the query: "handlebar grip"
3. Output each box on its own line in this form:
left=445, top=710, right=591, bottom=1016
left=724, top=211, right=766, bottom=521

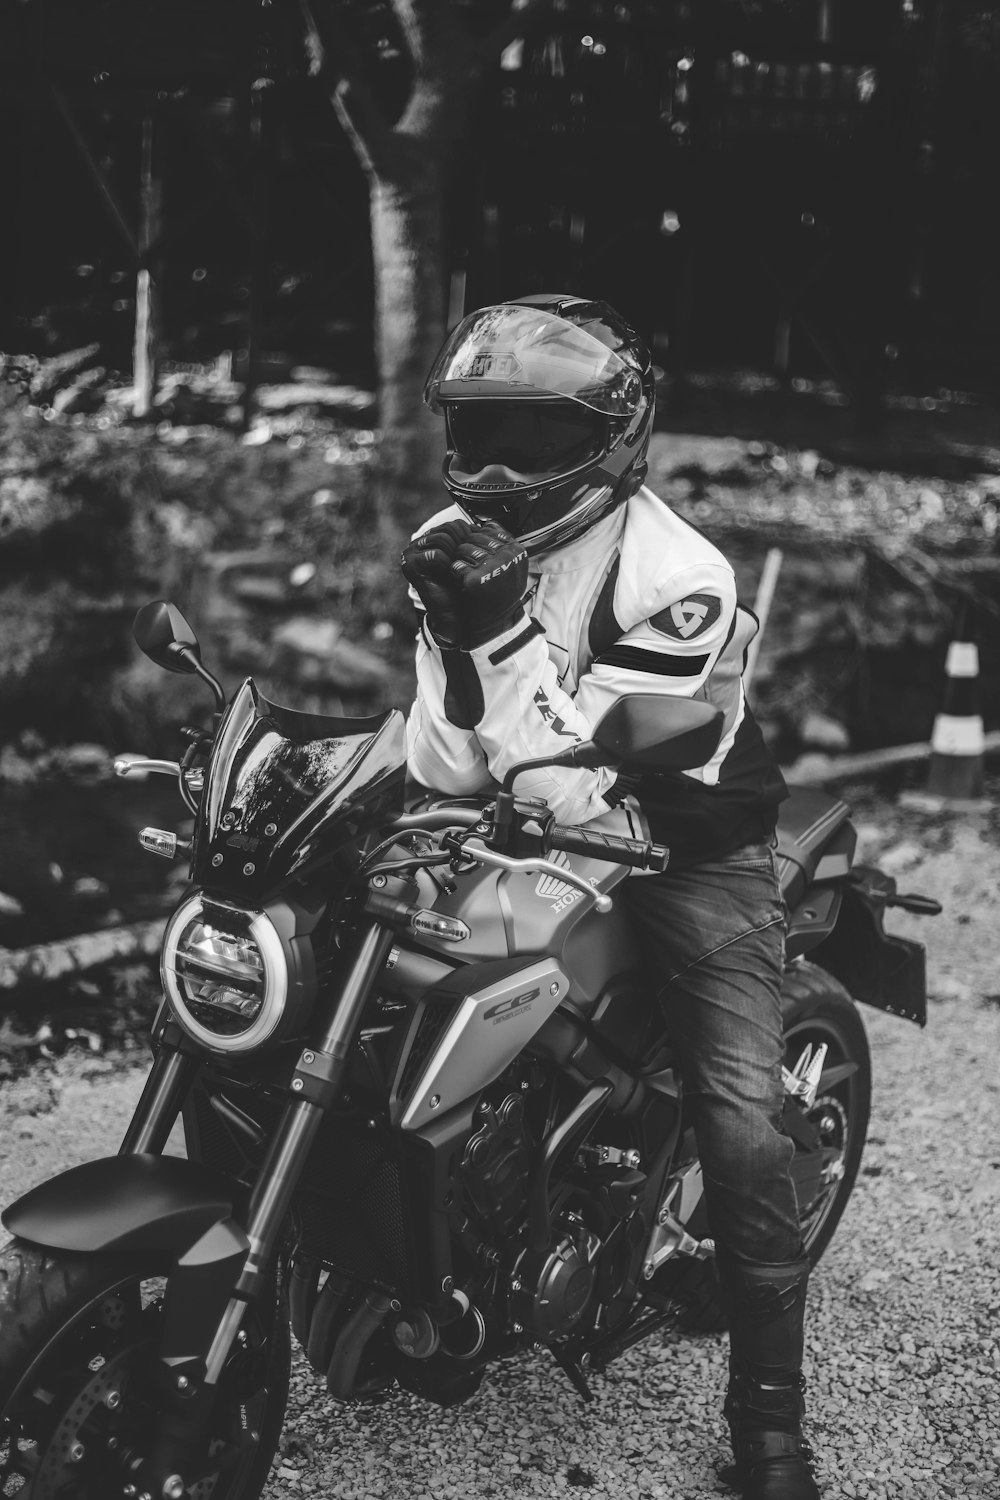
left=548, top=824, right=670, bottom=872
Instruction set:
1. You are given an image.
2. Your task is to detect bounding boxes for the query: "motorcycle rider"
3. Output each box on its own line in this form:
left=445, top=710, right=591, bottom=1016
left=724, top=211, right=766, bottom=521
left=400, top=294, right=819, bottom=1500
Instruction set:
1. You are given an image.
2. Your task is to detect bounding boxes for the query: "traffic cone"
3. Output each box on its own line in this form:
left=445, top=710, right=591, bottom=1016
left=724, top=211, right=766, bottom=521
left=901, top=599, right=990, bottom=812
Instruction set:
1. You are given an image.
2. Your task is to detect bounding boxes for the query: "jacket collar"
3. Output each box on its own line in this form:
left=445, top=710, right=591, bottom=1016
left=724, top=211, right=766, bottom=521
left=529, top=504, right=626, bottom=576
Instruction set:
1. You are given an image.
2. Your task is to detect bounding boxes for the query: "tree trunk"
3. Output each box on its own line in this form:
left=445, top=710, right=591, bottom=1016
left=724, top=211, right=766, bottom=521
left=0, top=920, right=164, bottom=993
left=371, top=163, right=451, bottom=540
left=133, top=114, right=161, bottom=419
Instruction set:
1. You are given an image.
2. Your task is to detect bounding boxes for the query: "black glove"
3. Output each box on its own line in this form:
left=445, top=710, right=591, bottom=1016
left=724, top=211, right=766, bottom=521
left=402, top=520, right=529, bottom=649
left=448, top=521, right=530, bottom=647
left=400, top=521, right=470, bottom=647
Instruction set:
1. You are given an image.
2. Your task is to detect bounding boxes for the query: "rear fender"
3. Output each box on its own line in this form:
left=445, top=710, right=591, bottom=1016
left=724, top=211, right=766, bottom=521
left=807, top=866, right=928, bottom=1026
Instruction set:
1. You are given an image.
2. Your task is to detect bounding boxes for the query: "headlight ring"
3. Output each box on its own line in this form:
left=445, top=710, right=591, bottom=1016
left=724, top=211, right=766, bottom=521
left=161, top=892, right=316, bottom=1053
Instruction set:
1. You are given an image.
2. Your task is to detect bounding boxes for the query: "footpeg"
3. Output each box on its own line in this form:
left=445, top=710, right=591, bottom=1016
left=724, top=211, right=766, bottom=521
left=782, top=1043, right=828, bottom=1110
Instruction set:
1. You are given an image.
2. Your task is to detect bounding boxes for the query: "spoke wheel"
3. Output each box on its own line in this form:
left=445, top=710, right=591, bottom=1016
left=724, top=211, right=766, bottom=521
left=0, top=1244, right=289, bottom=1500
left=782, top=960, right=872, bottom=1265
left=654, top=961, right=872, bottom=1332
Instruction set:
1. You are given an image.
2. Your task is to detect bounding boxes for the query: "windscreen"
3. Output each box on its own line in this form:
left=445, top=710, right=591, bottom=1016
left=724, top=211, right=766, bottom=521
left=193, top=681, right=406, bottom=898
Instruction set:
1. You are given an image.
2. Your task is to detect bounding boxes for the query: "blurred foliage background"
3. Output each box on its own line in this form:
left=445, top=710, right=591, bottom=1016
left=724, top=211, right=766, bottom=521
left=1, top=0, right=999, bottom=974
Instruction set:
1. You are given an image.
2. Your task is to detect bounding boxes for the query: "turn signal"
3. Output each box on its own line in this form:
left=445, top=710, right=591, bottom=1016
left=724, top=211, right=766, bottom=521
left=139, top=827, right=190, bottom=859
left=409, top=910, right=470, bottom=943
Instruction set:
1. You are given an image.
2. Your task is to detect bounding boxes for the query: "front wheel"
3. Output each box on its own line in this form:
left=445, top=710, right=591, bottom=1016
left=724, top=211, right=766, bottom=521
left=0, top=1240, right=289, bottom=1500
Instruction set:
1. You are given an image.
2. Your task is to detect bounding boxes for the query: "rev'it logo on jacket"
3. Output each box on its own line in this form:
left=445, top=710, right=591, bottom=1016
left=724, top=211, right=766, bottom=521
left=650, top=592, right=722, bottom=641
left=533, top=687, right=577, bottom=738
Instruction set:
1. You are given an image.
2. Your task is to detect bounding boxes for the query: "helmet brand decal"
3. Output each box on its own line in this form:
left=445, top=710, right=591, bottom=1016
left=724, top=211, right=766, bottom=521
left=651, top=592, right=722, bottom=641
left=457, top=350, right=524, bottom=382
left=483, top=986, right=540, bottom=1024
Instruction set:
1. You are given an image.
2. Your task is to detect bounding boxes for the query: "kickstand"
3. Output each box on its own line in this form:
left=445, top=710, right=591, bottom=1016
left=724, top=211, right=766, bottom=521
left=549, top=1346, right=594, bottom=1403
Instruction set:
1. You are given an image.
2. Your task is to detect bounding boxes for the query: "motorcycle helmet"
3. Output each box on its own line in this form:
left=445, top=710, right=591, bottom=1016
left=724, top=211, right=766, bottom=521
left=423, top=293, right=655, bottom=554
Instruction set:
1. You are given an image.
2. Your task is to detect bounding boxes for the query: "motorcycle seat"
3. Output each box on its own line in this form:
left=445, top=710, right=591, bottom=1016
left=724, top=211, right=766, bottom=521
left=774, top=788, right=854, bottom=909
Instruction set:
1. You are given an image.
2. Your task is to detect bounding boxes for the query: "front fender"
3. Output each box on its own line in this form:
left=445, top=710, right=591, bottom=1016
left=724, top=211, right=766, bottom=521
left=1, top=1153, right=240, bottom=1255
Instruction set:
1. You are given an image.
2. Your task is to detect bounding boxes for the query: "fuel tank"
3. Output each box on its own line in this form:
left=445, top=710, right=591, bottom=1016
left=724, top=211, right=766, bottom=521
left=411, top=849, right=638, bottom=1009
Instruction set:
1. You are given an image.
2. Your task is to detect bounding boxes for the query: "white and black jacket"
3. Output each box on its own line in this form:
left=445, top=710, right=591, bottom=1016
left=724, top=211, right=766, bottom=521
left=405, top=485, right=786, bottom=867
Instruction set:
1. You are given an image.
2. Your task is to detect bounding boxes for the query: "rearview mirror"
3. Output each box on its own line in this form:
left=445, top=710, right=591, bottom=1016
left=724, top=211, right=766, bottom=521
left=133, top=601, right=227, bottom=711
left=133, top=600, right=203, bottom=675
left=590, top=695, right=724, bottom=770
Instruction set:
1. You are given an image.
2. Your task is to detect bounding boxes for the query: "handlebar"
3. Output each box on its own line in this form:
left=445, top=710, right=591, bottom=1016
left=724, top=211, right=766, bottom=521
left=388, top=808, right=483, bottom=834
left=548, top=823, right=670, bottom=872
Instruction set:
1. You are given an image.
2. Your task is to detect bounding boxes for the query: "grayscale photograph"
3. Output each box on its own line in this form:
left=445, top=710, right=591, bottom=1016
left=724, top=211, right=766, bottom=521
left=1, top=4, right=997, bottom=1499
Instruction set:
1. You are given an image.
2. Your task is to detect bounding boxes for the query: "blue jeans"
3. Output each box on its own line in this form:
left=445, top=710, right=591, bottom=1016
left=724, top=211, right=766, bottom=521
left=621, top=842, right=804, bottom=1266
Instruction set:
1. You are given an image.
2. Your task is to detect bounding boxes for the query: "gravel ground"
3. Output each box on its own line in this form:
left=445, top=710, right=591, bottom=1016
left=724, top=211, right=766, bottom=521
left=1, top=802, right=998, bottom=1500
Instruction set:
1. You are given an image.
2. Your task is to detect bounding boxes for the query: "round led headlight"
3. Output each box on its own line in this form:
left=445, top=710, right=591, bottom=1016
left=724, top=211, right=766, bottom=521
left=161, top=893, right=314, bottom=1053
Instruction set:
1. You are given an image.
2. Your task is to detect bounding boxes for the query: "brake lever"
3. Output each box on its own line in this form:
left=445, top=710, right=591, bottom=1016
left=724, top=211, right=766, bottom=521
left=456, top=837, right=613, bottom=914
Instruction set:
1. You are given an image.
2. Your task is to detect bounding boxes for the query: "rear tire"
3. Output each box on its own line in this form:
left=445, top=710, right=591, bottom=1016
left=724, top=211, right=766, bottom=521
left=660, top=960, right=872, bottom=1332
left=782, top=960, right=871, bottom=1264
left=0, top=1238, right=289, bottom=1499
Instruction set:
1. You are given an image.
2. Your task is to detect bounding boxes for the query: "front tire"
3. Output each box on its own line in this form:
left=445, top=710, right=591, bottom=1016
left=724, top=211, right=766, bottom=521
left=0, top=1239, right=289, bottom=1500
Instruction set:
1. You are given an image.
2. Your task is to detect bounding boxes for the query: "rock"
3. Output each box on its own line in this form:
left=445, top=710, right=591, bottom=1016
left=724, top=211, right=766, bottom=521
left=273, top=617, right=343, bottom=659
left=44, top=743, right=115, bottom=785
left=782, top=752, right=836, bottom=785
left=255, top=382, right=375, bottom=413
left=932, top=976, right=974, bottom=1003
left=0, top=475, right=74, bottom=543
left=877, top=840, right=924, bottom=874
left=917, top=487, right=945, bottom=521
left=799, top=710, right=851, bottom=752
left=231, top=576, right=290, bottom=607
left=274, top=616, right=391, bottom=691
left=71, top=876, right=112, bottom=904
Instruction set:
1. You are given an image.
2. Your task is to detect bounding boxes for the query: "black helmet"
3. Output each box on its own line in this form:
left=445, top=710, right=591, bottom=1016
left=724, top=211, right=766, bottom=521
left=423, top=293, right=655, bottom=554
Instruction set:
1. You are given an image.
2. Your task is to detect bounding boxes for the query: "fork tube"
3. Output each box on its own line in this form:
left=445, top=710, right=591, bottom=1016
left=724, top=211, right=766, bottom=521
left=235, top=921, right=395, bottom=1302
left=316, top=920, right=395, bottom=1059
left=119, top=1047, right=198, bottom=1155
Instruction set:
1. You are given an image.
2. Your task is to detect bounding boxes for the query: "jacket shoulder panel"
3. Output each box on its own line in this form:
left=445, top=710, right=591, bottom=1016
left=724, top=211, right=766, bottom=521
left=615, top=486, right=736, bottom=633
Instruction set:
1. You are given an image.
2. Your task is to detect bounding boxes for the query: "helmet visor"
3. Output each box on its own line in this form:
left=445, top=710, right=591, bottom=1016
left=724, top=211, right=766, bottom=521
left=425, top=305, right=644, bottom=416
left=447, top=400, right=606, bottom=484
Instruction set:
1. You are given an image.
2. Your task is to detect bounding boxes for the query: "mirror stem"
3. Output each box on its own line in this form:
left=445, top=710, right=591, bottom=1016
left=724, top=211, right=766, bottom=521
left=175, top=647, right=227, bottom=712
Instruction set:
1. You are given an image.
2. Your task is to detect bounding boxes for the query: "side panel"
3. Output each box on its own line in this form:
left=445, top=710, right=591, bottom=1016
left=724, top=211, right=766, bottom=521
left=393, top=958, right=571, bottom=1131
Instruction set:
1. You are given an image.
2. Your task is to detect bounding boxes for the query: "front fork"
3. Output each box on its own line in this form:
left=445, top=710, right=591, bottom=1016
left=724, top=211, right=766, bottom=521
left=121, top=921, right=393, bottom=1486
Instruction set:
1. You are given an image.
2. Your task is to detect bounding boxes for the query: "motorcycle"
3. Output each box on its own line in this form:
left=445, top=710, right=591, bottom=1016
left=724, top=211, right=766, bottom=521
left=0, top=600, right=940, bottom=1500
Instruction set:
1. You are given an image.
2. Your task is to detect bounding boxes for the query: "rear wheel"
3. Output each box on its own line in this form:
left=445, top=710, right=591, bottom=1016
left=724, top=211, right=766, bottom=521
left=782, top=959, right=871, bottom=1264
left=658, top=960, right=871, bottom=1331
left=0, top=1240, right=289, bottom=1500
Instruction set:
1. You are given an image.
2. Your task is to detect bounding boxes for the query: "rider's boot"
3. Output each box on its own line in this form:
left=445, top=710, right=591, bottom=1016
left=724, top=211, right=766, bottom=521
left=717, top=1254, right=820, bottom=1500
